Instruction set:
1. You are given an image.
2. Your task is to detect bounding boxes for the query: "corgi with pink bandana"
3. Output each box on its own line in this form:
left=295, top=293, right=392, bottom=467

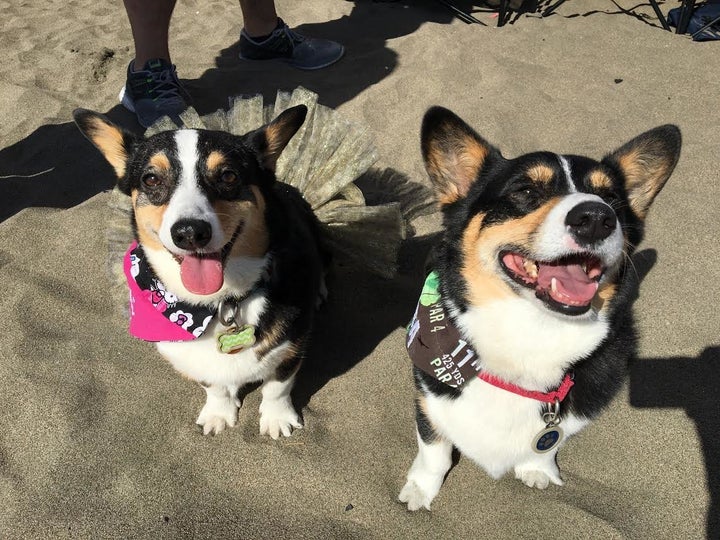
left=75, top=106, right=328, bottom=438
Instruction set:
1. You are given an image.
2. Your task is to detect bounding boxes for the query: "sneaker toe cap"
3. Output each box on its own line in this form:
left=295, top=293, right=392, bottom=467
left=135, top=98, right=188, bottom=128
left=290, top=39, right=344, bottom=70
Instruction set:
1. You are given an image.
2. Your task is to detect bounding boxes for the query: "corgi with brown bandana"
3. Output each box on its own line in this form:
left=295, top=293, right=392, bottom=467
left=400, top=107, right=681, bottom=510
left=74, top=106, right=328, bottom=438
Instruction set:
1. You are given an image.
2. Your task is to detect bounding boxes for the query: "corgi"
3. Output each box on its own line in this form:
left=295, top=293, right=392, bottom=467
left=399, top=106, right=681, bottom=510
left=74, top=106, right=328, bottom=438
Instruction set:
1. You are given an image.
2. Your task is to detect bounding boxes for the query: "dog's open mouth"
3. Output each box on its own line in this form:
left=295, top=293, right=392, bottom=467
left=500, top=250, right=604, bottom=315
left=173, top=222, right=244, bottom=296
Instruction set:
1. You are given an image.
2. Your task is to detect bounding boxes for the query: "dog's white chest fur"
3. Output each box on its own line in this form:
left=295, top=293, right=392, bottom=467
left=457, top=298, right=609, bottom=386
left=427, top=299, right=601, bottom=477
left=156, top=292, right=285, bottom=388
left=424, top=380, right=589, bottom=479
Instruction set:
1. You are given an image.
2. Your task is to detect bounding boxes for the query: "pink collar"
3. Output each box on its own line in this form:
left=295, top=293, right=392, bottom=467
left=478, top=371, right=574, bottom=403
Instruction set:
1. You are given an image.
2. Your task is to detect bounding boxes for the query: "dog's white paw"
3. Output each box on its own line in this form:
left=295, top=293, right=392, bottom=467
left=514, top=466, right=564, bottom=489
left=258, top=400, right=303, bottom=439
left=398, top=479, right=435, bottom=511
left=196, top=399, right=238, bottom=436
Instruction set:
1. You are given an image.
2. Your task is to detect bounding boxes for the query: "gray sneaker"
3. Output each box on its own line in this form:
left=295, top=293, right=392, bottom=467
left=119, top=59, right=190, bottom=128
left=239, top=18, right=344, bottom=70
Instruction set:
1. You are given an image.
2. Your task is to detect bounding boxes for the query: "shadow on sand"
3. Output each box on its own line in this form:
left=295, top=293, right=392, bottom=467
left=0, top=0, right=454, bottom=223
left=293, top=232, right=439, bottom=410
left=625, top=249, right=718, bottom=538
left=630, top=348, right=720, bottom=538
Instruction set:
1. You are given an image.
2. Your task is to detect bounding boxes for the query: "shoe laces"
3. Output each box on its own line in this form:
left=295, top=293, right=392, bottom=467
left=131, top=66, right=183, bottom=102
left=277, top=24, right=305, bottom=47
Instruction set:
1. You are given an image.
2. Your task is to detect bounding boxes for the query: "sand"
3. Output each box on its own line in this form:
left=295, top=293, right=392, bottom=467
left=0, top=0, right=718, bottom=538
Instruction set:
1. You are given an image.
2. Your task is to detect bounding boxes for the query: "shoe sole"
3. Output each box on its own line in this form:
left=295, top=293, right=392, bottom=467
left=239, top=46, right=344, bottom=71
left=118, top=85, right=137, bottom=113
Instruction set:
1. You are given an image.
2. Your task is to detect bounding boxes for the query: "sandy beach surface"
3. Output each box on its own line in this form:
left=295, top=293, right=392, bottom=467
left=1, top=0, right=718, bottom=538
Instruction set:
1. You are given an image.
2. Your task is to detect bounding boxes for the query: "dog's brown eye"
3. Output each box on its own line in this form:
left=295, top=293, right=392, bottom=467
left=220, top=170, right=238, bottom=184
left=513, top=188, right=533, bottom=198
left=142, top=173, right=161, bottom=188
left=509, top=186, right=540, bottom=206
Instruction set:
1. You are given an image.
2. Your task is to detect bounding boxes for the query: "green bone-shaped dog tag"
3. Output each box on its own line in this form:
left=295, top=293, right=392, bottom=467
left=217, top=324, right=256, bottom=354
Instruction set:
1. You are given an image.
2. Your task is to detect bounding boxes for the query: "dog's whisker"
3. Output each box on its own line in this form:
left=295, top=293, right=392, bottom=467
left=622, top=249, right=640, bottom=281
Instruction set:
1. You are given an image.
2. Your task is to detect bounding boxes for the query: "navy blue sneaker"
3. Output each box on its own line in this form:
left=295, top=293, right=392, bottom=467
left=239, top=18, right=344, bottom=70
left=119, top=59, right=190, bottom=128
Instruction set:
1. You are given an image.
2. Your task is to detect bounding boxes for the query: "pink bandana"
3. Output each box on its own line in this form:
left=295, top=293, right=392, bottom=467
left=123, top=242, right=214, bottom=342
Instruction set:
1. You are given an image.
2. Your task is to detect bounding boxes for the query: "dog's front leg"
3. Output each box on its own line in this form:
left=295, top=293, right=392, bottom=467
left=258, top=365, right=303, bottom=439
left=399, top=428, right=453, bottom=511
left=196, top=384, right=240, bottom=435
left=513, top=451, right=564, bottom=489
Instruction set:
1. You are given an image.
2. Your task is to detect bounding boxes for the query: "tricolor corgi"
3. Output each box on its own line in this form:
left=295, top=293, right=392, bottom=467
left=400, top=106, right=681, bottom=510
left=74, top=106, right=328, bottom=438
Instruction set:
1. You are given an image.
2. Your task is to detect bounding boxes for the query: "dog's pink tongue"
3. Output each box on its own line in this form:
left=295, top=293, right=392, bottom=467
left=537, top=263, right=598, bottom=305
left=180, top=254, right=223, bottom=295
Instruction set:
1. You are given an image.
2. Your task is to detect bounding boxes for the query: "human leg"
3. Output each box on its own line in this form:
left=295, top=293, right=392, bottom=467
left=124, top=0, right=175, bottom=67
left=239, top=0, right=279, bottom=38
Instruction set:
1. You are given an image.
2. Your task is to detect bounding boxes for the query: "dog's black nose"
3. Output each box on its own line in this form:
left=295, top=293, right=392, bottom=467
left=565, top=201, right=617, bottom=244
left=171, top=219, right=212, bottom=250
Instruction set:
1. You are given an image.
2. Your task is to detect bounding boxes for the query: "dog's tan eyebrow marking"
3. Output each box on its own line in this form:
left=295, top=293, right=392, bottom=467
left=527, top=164, right=555, bottom=184
left=149, top=152, right=171, bottom=171
left=206, top=151, right=226, bottom=171
left=589, top=170, right=613, bottom=190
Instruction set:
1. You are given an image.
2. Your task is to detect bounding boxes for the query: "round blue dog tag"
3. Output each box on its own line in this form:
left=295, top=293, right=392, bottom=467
left=532, top=426, right=564, bottom=454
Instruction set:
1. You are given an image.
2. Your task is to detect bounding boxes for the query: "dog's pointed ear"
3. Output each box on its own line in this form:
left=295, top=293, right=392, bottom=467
left=603, top=125, right=681, bottom=219
left=73, top=109, right=137, bottom=192
left=422, top=106, right=499, bottom=206
left=248, top=105, right=307, bottom=172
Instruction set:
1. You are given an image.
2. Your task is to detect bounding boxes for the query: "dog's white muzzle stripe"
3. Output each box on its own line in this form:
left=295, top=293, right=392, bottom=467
left=157, top=130, right=224, bottom=253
